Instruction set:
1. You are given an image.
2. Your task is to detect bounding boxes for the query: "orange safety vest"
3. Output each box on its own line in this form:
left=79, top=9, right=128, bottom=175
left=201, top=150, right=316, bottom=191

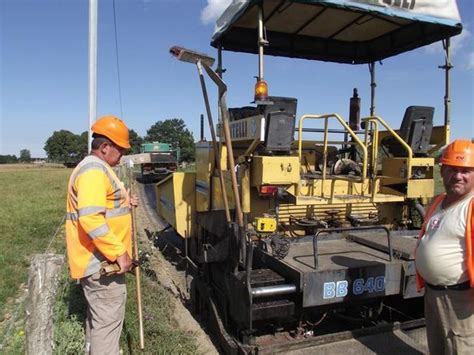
left=65, top=155, right=132, bottom=279
left=416, top=193, right=474, bottom=289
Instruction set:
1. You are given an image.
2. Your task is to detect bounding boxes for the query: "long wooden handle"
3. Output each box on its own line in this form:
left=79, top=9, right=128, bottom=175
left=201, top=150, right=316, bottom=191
left=129, top=169, right=145, bottom=349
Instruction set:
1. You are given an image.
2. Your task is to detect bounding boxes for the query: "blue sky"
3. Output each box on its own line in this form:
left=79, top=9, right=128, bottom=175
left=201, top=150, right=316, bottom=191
left=1, top=0, right=473, bottom=157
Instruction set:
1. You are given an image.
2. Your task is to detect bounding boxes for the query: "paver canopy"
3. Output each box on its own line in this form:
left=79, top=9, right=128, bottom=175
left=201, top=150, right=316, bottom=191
left=212, top=0, right=462, bottom=63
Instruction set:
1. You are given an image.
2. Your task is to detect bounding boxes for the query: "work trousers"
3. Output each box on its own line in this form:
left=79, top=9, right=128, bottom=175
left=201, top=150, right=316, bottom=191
left=424, top=286, right=474, bottom=355
left=81, top=272, right=127, bottom=355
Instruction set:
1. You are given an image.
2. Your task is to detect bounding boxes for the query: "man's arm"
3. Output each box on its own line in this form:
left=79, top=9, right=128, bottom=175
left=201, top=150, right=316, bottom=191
left=76, top=170, right=128, bottom=262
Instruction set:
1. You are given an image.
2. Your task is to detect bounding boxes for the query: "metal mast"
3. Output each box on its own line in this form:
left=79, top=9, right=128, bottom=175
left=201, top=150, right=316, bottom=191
left=88, top=0, right=98, bottom=153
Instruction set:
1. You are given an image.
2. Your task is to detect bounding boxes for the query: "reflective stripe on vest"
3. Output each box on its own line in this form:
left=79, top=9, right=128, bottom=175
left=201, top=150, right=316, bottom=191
left=78, top=206, right=106, bottom=217
left=84, top=249, right=106, bottom=277
left=106, top=206, right=130, bottom=218
left=70, top=159, right=123, bottom=206
left=66, top=212, right=78, bottom=221
left=68, top=206, right=130, bottom=220
left=88, top=223, right=110, bottom=239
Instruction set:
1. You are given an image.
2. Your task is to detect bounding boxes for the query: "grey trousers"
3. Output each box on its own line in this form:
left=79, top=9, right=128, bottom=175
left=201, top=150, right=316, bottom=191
left=425, top=286, right=474, bottom=355
left=80, top=272, right=127, bottom=355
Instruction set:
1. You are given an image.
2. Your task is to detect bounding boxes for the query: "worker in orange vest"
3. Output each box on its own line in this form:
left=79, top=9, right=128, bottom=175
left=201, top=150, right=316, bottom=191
left=65, top=115, right=138, bottom=354
left=415, top=139, right=474, bottom=355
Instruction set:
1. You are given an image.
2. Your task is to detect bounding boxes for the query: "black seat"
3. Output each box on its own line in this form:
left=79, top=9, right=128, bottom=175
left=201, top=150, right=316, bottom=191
left=258, top=96, right=297, bottom=153
left=228, top=106, right=260, bottom=121
left=383, top=106, right=434, bottom=157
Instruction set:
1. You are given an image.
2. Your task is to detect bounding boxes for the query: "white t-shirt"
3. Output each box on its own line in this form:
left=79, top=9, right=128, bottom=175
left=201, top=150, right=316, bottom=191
left=416, top=193, right=473, bottom=286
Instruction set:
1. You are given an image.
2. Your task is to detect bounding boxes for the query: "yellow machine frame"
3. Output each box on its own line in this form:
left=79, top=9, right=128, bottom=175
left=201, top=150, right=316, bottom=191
left=157, top=108, right=437, bottom=238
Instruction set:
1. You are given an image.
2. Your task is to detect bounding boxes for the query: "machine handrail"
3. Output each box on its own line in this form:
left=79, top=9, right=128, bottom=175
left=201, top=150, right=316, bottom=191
left=362, top=116, right=413, bottom=178
left=312, top=226, right=393, bottom=270
left=364, top=120, right=379, bottom=181
left=297, top=114, right=368, bottom=184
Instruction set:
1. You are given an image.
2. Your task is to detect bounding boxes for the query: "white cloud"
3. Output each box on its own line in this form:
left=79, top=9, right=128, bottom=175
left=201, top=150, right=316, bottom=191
left=448, top=28, right=471, bottom=55
left=424, top=27, right=474, bottom=70
left=424, top=28, right=471, bottom=55
left=466, top=52, right=474, bottom=70
left=201, top=0, right=232, bottom=25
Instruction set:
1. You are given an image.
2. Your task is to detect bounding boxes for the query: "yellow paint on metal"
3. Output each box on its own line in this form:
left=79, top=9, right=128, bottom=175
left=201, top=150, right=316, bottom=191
left=156, top=172, right=195, bottom=239
left=251, top=156, right=300, bottom=186
left=382, top=158, right=416, bottom=179
left=195, top=142, right=213, bottom=212
left=407, top=179, right=434, bottom=198
left=241, top=166, right=251, bottom=213
left=211, top=174, right=235, bottom=210
left=255, top=217, right=277, bottom=232
left=382, top=157, right=434, bottom=180
left=158, top=107, right=441, bottom=238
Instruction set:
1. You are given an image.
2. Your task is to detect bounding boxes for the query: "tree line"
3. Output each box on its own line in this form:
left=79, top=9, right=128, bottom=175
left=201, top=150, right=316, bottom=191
left=0, top=118, right=195, bottom=165
left=0, top=149, right=32, bottom=164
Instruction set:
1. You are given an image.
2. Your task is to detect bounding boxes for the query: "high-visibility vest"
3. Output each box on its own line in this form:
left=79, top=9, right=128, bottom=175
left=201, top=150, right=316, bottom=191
left=65, top=155, right=132, bottom=279
left=416, top=193, right=474, bottom=289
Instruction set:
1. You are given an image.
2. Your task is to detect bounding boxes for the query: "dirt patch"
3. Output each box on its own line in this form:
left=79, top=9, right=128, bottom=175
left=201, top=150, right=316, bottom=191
left=134, top=182, right=218, bottom=355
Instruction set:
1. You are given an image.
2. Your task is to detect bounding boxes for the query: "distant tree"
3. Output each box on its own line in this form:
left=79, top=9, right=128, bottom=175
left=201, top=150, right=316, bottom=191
left=0, top=155, right=18, bottom=164
left=129, top=129, right=144, bottom=154
left=44, top=130, right=86, bottom=165
left=78, top=131, right=88, bottom=156
left=145, top=118, right=195, bottom=162
left=19, top=149, right=31, bottom=163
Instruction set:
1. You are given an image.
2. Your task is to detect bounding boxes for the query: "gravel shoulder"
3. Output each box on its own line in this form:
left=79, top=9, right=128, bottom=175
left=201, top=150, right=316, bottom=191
left=135, top=181, right=218, bottom=355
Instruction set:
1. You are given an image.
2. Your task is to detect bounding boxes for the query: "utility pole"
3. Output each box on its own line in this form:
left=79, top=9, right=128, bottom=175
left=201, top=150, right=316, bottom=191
left=88, top=0, right=98, bottom=153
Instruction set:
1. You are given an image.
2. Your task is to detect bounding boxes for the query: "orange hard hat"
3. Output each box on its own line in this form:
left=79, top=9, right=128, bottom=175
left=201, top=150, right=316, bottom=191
left=439, top=139, right=474, bottom=168
left=91, top=115, right=130, bottom=149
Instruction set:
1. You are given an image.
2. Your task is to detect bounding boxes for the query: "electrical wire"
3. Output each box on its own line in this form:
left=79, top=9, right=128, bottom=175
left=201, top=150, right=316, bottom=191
left=45, top=214, right=66, bottom=253
left=306, top=312, right=327, bottom=328
left=112, top=0, right=124, bottom=118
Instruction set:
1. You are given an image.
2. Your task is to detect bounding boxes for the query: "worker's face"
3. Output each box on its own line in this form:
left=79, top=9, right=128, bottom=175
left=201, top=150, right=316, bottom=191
left=103, top=142, right=127, bottom=166
left=441, top=164, right=474, bottom=199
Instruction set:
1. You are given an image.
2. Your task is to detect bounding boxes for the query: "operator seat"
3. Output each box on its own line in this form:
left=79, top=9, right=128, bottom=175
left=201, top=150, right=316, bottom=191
left=258, top=96, right=297, bottom=154
left=382, top=106, right=434, bottom=157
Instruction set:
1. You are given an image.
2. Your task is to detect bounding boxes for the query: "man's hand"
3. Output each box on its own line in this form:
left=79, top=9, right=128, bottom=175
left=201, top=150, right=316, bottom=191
left=128, top=189, right=139, bottom=208
left=116, top=252, right=133, bottom=274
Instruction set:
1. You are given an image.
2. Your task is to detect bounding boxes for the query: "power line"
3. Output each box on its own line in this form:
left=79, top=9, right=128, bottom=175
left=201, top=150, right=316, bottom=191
left=112, top=0, right=124, bottom=118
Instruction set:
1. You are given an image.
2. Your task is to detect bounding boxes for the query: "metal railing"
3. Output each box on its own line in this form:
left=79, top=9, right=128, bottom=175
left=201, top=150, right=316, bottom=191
left=312, top=226, right=393, bottom=270
left=297, top=114, right=368, bottom=199
left=362, top=116, right=414, bottom=178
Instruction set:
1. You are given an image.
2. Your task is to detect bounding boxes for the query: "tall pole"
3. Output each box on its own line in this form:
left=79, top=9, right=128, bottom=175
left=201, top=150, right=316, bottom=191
left=369, top=62, right=376, bottom=116
left=128, top=166, right=145, bottom=349
left=88, top=0, right=98, bottom=153
left=200, top=114, right=204, bottom=141
left=258, top=6, right=265, bottom=81
left=197, top=61, right=231, bottom=221
left=441, top=38, right=452, bottom=145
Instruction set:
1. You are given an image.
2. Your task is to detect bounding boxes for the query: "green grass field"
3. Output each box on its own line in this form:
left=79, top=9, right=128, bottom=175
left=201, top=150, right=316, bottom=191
left=0, top=164, right=197, bottom=354
left=0, top=165, right=69, bottom=352
left=434, top=164, right=444, bottom=195
left=0, top=165, right=70, bottom=308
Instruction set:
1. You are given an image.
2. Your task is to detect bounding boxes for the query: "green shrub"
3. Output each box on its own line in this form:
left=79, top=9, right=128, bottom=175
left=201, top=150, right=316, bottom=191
left=53, top=270, right=86, bottom=354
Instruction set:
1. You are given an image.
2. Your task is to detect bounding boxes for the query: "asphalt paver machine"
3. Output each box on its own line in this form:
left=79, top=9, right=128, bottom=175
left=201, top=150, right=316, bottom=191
left=159, top=0, right=463, bottom=352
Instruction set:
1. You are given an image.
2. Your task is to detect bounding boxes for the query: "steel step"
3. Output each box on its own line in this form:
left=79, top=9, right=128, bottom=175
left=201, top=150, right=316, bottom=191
left=237, top=268, right=286, bottom=288
left=252, top=299, right=295, bottom=321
